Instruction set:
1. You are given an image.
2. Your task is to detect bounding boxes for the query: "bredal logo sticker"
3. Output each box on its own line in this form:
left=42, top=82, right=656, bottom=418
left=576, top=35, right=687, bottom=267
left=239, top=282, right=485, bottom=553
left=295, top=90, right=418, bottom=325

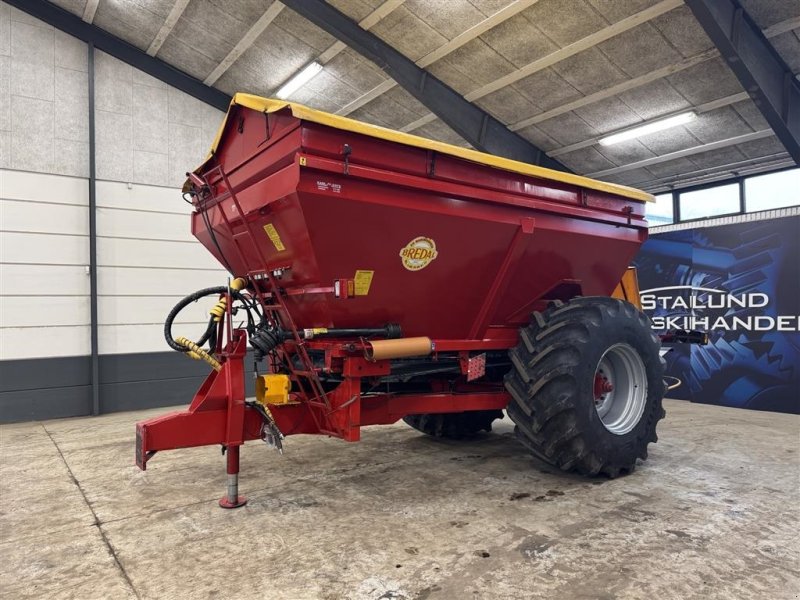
left=640, top=286, right=799, bottom=332
left=400, top=236, right=438, bottom=271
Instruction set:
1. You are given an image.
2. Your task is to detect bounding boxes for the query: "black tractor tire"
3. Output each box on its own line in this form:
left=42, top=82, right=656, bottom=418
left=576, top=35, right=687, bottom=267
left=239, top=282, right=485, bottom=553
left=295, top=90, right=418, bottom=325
left=505, top=296, right=666, bottom=478
left=403, top=410, right=504, bottom=439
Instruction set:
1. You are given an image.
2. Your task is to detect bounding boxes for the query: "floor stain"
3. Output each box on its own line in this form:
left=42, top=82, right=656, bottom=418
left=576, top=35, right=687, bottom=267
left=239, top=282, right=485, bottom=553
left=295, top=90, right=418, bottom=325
left=518, top=535, right=553, bottom=559
left=415, top=585, right=441, bottom=600
left=449, top=455, right=482, bottom=461
left=665, top=529, right=692, bottom=539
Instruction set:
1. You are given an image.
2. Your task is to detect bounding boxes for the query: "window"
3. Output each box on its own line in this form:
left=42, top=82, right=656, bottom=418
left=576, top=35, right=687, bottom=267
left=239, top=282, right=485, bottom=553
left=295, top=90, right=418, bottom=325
left=679, top=183, right=740, bottom=221
left=646, top=193, right=674, bottom=226
left=745, top=169, right=800, bottom=212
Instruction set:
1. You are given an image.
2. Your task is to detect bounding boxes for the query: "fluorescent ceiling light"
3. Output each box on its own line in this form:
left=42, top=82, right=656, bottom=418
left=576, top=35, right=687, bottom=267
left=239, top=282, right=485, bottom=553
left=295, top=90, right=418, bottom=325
left=599, top=112, right=697, bottom=146
left=276, top=62, right=323, bottom=99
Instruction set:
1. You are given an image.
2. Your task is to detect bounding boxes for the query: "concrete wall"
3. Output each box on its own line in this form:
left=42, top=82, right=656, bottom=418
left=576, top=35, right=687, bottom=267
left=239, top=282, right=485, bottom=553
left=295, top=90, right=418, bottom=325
left=93, top=50, right=222, bottom=188
left=0, top=5, right=229, bottom=421
left=0, top=5, right=89, bottom=176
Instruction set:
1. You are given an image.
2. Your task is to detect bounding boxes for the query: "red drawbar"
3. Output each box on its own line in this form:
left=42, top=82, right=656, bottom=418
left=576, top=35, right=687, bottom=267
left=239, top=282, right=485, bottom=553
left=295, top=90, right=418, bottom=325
left=136, top=332, right=262, bottom=471
left=136, top=334, right=511, bottom=460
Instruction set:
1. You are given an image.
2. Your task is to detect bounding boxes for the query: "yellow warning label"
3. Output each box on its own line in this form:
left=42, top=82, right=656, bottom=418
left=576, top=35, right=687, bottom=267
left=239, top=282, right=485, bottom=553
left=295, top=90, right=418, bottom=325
left=263, top=223, right=285, bottom=251
left=299, top=156, right=307, bottom=166
left=311, top=328, right=328, bottom=335
left=354, top=270, right=374, bottom=295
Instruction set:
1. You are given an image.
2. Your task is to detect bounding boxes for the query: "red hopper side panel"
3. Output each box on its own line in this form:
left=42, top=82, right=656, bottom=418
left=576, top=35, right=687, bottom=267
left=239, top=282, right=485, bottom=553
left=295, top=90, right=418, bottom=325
left=191, top=103, right=648, bottom=343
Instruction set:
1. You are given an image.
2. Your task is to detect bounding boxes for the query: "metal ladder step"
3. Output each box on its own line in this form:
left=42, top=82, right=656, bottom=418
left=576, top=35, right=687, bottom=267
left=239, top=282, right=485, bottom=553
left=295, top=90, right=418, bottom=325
left=212, top=165, right=343, bottom=438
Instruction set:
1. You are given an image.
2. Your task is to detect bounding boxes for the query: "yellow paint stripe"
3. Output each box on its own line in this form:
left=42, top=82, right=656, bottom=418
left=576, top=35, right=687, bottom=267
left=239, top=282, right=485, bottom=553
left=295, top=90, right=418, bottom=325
left=202, top=93, right=653, bottom=202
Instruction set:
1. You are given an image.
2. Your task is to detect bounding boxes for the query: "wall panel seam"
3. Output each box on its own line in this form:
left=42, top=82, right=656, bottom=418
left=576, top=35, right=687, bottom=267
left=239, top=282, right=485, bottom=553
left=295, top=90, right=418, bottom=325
left=96, top=206, right=189, bottom=216
left=0, top=230, right=89, bottom=237
left=0, top=198, right=90, bottom=207
left=0, top=168, right=90, bottom=182
left=95, top=235, right=200, bottom=244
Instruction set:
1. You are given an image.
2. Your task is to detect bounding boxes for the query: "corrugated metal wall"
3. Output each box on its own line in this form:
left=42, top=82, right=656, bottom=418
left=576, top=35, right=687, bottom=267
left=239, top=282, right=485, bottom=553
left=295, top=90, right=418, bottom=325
left=1, top=171, right=91, bottom=359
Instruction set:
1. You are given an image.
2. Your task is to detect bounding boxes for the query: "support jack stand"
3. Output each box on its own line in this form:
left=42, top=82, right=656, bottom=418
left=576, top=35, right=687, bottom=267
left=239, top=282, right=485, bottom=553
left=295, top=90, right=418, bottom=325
left=136, top=332, right=265, bottom=509
left=219, top=445, right=247, bottom=509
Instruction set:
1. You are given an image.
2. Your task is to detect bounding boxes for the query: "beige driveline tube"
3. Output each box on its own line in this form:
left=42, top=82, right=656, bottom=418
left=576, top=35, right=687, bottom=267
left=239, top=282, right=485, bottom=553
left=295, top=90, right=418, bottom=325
left=364, top=337, right=433, bottom=361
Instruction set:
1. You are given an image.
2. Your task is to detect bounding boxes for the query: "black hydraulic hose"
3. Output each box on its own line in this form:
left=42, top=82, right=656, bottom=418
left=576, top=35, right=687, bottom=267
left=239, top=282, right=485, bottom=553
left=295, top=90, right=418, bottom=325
left=165, top=283, right=402, bottom=361
left=202, top=317, right=217, bottom=351
left=164, top=286, right=251, bottom=353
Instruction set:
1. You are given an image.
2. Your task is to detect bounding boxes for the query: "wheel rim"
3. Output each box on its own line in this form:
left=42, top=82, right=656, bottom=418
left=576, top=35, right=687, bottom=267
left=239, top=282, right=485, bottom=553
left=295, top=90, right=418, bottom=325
left=593, top=343, right=647, bottom=435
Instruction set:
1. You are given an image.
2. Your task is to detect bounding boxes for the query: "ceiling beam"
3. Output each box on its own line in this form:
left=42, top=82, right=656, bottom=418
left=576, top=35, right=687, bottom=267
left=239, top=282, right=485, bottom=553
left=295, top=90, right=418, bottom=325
left=6, top=0, right=231, bottom=111
left=465, top=0, right=682, bottom=102
left=587, top=129, right=774, bottom=178
left=336, top=0, right=540, bottom=116
left=316, top=0, right=406, bottom=66
left=636, top=152, right=791, bottom=191
left=403, top=0, right=682, bottom=133
left=510, top=16, right=797, bottom=133
left=147, top=0, right=192, bottom=57
left=272, top=0, right=405, bottom=96
left=762, top=16, right=800, bottom=38
left=281, top=0, right=569, bottom=171
left=548, top=91, right=750, bottom=158
left=685, top=0, right=800, bottom=163
left=510, top=49, right=719, bottom=132
left=82, top=0, right=99, bottom=23
left=203, top=1, right=285, bottom=85
left=418, top=0, right=540, bottom=67
left=650, top=160, right=797, bottom=193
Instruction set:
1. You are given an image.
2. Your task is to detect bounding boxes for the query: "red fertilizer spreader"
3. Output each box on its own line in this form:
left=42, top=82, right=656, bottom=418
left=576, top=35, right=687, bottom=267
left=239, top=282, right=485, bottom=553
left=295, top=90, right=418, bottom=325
left=136, top=95, right=666, bottom=508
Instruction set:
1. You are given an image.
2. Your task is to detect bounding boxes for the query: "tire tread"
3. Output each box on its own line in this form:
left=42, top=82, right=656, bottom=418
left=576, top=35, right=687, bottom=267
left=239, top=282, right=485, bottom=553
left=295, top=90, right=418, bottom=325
left=505, top=296, right=665, bottom=478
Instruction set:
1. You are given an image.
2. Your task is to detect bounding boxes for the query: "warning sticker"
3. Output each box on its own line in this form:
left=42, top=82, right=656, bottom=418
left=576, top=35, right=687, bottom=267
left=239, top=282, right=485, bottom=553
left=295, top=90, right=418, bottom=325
left=316, top=180, right=342, bottom=193
left=303, top=328, right=329, bottom=339
left=354, top=270, right=374, bottom=296
left=263, top=223, right=285, bottom=251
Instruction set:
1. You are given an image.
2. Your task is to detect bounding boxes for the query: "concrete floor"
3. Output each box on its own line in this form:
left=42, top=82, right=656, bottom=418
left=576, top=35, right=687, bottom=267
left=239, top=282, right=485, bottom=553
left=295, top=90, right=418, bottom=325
left=0, top=400, right=798, bottom=600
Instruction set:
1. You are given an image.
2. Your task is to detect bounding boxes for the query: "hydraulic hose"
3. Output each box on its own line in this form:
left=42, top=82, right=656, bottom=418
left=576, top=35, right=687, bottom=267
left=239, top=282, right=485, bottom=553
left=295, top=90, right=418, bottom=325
left=164, top=278, right=403, bottom=366
left=164, top=279, right=251, bottom=354
left=174, top=337, right=222, bottom=371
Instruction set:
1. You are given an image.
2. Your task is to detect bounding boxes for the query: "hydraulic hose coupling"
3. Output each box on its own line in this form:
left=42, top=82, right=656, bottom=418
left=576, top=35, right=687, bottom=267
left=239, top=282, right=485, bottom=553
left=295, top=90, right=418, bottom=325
left=209, top=277, right=248, bottom=322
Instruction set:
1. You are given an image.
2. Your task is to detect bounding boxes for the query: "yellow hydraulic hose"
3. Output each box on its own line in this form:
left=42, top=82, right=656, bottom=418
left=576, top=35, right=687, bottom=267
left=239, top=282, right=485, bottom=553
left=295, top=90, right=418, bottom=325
left=209, top=278, right=248, bottom=322
left=175, top=277, right=249, bottom=370
left=175, top=336, right=222, bottom=371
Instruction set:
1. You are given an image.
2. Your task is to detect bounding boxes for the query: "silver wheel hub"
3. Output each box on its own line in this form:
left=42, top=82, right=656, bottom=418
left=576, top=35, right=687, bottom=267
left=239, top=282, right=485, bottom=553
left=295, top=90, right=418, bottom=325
left=593, top=343, right=647, bottom=435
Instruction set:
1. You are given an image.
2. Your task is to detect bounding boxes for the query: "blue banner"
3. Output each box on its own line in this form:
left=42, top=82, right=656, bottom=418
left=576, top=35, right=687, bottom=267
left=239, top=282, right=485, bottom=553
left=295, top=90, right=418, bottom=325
left=634, top=215, right=799, bottom=414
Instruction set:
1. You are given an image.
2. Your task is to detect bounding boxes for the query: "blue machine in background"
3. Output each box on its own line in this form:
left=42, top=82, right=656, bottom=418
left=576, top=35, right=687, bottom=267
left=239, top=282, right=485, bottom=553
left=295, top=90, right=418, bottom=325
left=634, top=215, right=799, bottom=414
